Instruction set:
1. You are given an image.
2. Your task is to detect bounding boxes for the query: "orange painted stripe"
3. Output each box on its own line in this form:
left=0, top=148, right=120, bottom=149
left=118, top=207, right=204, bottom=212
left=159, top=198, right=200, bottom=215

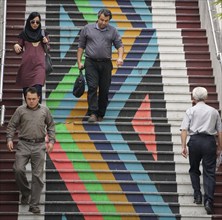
left=102, top=0, right=141, bottom=74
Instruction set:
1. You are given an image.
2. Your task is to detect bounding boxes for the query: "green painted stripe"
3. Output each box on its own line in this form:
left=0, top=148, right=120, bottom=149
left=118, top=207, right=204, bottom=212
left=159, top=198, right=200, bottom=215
left=45, top=1, right=128, bottom=217
left=55, top=123, right=121, bottom=217
left=47, top=66, right=77, bottom=114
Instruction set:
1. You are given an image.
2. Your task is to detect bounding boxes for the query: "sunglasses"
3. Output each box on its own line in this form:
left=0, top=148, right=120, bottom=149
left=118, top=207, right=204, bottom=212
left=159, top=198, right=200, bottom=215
left=30, top=20, right=40, bottom=25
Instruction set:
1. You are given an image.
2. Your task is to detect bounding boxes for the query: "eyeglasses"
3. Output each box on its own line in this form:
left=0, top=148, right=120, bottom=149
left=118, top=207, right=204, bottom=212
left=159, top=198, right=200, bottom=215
left=30, top=20, right=40, bottom=25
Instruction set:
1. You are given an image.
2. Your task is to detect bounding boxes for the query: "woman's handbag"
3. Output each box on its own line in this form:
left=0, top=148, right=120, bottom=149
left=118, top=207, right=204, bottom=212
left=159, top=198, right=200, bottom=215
left=72, top=69, right=85, bottom=98
left=45, top=52, right=53, bottom=75
left=41, top=30, right=53, bottom=75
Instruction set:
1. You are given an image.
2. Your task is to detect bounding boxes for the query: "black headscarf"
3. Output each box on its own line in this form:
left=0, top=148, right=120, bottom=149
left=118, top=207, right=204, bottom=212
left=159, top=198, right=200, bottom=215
left=19, top=12, right=43, bottom=42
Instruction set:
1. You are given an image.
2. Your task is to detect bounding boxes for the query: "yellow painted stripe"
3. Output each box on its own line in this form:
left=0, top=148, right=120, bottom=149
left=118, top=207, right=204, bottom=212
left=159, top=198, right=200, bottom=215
left=66, top=110, right=137, bottom=214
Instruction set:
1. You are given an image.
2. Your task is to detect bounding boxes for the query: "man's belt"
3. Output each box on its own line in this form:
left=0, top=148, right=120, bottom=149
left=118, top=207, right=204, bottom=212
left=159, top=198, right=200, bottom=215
left=19, top=137, right=45, bottom=143
left=193, top=133, right=213, bottom=137
left=86, top=57, right=111, bottom=62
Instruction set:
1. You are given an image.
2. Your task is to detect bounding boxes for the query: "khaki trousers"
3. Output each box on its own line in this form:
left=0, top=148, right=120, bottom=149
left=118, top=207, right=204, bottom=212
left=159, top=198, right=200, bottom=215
left=13, top=140, right=46, bottom=207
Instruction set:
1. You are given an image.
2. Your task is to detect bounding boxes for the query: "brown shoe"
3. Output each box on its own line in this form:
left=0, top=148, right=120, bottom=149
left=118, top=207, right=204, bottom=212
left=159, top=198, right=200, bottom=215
left=88, top=114, right=97, bottom=123
left=29, top=206, right=41, bottom=214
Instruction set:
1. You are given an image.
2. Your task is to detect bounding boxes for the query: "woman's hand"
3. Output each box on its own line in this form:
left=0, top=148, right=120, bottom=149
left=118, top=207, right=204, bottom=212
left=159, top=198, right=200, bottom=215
left=42, top=37, right=48, bottom=44
left=14, top=44, right=22, bottom=54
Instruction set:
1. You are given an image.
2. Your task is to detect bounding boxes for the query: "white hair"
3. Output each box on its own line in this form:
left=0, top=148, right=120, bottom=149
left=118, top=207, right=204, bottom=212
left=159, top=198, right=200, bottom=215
left=192, top=87, right=208, bottom=101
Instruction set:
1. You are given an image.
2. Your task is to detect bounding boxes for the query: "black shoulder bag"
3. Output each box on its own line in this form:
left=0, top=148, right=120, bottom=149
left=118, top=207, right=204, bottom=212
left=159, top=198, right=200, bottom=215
left=72, top=68, right=85, bottom=98
left=41, top=30, right=53, bottom=75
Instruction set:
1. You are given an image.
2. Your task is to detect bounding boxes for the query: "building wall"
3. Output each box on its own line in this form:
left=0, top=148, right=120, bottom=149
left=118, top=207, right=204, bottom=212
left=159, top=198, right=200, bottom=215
left=199, top=0, right=222, bottom=111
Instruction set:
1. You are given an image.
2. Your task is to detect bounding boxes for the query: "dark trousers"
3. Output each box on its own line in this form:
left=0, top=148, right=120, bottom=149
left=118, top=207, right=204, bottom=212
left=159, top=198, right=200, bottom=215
left=23, top=84, right=43, bottom=103
left=188, top=134, right=217, bottom=204
left=84, top=58, right=113, bottom=117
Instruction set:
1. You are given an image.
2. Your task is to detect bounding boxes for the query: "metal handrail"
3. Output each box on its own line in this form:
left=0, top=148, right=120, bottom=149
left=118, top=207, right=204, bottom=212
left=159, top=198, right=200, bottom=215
left=0, top=0, right=7, bottom=100
left=0, top=0, right=7, bottom=125
left=207, top=0, right=222, bottom=65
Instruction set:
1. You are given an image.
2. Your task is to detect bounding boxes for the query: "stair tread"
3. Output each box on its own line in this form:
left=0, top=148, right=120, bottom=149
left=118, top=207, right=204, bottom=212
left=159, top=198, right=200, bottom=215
left=3, top=0, right=222, bottom=217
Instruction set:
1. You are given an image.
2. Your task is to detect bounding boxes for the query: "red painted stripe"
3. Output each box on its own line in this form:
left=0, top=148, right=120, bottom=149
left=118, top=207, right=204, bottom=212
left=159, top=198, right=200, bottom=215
left=132, top=94, right=157, bottom=160
left=49, top=142, right=104, bottom=219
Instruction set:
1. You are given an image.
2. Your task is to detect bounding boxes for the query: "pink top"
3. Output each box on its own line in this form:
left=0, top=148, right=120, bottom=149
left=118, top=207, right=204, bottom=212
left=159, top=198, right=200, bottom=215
left=16, top=39, right=46, bottom=87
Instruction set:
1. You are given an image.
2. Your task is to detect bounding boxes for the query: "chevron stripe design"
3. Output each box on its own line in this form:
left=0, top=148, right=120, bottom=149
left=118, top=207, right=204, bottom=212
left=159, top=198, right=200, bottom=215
left=1, top=0, right=220, bottom=219
left=45, top=0, right=178, bottom=219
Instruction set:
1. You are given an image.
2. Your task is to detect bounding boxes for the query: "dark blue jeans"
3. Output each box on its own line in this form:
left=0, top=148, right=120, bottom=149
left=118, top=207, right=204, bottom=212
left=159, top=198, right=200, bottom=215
left=84, top=58, right=113, bottom=117
left=188, top=134, right=217, bottom=204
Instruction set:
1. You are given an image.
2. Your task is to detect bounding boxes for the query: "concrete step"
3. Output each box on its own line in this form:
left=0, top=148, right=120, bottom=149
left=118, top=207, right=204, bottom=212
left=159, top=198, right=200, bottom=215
left=3, top=0, right=221, bottom=218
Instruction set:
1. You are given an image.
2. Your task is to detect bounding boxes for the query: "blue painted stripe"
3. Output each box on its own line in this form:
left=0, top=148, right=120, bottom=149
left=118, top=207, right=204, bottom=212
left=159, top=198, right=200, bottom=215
left=85, top=0, right=156, bottom=215
left=60, top=5, right=79, bottom=59
left=52, top=5, right=84, bottom=122
left=51, top=1, right=176, bottom=218
left=97, top=0, right=176, bottom=218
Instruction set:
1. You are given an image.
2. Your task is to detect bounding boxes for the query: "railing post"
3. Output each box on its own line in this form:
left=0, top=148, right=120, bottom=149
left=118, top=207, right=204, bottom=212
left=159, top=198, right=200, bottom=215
left=0, top=0, right=7, bottom=101
left=0, top=104, right=5, bottom=126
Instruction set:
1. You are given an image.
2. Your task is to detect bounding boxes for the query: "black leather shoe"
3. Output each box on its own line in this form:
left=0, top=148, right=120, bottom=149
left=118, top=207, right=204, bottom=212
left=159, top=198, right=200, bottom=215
left=205, top=200, right=214, bottom=215
left=97, top=116, right=103, bottom=122
left=193, top=194, right=202, bottom=204
left=21, top=195, right=29, bottom=205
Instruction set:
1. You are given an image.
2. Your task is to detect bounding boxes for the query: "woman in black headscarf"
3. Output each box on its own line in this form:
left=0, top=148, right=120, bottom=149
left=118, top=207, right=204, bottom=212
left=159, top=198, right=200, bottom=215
left=14, top=12, right=50, bottom=103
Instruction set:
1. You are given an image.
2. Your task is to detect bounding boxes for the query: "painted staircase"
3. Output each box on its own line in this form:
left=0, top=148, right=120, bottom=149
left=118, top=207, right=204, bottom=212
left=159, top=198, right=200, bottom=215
left=0, top=0, right=221, bottom=220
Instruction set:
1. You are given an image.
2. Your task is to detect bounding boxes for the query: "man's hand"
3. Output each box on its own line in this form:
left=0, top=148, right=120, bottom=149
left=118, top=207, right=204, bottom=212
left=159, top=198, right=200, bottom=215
left=46, top=142, right=54, bottom=153
left=217, top=147, right=222, bottom=156
left=182, top=146, right=188, bottom=158
left=116, top=58, right=123, bottom=67
left=7, top=140, right=14, bottom=152
left=181, top=130, right=188, bottom=158
left=78, top=63, right=84, bottom=70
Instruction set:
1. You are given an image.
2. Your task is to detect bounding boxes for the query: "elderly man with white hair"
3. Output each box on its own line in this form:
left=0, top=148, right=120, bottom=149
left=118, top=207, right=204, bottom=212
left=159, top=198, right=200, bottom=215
left=180, top=86, right=222, bottom=215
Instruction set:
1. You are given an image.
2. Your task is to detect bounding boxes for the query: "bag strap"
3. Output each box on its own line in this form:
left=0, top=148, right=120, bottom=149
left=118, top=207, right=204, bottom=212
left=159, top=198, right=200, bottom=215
left=41, top=30, right=49, bottom=53
left=79, top=67, right=85, bottom=76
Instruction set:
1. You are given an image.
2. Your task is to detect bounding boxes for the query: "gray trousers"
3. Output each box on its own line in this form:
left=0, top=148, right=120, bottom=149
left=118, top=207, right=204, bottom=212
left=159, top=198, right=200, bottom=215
left=13, top=140, right=46, bottom=207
